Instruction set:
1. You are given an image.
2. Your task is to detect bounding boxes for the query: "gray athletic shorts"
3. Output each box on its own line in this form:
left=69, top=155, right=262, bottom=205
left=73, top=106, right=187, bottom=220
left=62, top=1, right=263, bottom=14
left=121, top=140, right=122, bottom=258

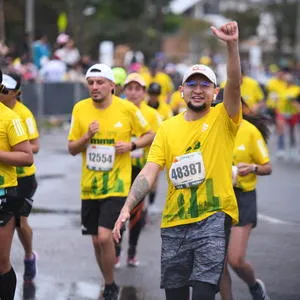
left=160, top=212, right=231, bottom=289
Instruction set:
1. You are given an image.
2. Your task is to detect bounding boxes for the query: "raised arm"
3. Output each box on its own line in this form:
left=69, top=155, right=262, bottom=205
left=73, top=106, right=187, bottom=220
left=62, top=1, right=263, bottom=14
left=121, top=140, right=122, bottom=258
left=112, top=162, right=161, bottom=242
left=211, top=21, right=241, bottom=118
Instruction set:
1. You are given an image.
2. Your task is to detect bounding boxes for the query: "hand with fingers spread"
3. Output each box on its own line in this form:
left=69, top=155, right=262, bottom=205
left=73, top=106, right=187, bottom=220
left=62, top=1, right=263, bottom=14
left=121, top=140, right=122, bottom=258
left=211, top=21, right=239, bottom=42
left=112, top=206, right=130, bottom=243
left=87, top=121, right=99, bottom=139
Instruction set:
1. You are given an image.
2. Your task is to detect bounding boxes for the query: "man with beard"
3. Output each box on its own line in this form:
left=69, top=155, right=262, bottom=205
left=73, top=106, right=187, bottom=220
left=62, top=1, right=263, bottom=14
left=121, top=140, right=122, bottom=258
left=113, top=21, right=242, bottom=300
left=68, top=63, right=154, bottom=300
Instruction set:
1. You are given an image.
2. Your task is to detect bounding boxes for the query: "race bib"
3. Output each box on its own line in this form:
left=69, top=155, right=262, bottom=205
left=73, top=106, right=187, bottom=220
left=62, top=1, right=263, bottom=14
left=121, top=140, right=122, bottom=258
left=169, top=152, right=206, bottom=189
left=130, top=137, right=144, bottom=158
left=86, top=145, right=115, bottom=171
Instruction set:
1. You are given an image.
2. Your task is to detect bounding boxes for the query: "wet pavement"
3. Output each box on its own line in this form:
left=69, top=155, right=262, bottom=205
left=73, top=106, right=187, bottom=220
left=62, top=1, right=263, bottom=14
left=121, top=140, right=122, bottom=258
left=11, top=129, right=300, bottom=300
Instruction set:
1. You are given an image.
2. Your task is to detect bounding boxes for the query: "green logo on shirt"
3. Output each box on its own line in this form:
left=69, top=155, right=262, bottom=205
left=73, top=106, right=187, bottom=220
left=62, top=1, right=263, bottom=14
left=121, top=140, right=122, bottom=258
left=90, top=138, right=115, bottom=145
left=185, top=141, right=201, bottom=153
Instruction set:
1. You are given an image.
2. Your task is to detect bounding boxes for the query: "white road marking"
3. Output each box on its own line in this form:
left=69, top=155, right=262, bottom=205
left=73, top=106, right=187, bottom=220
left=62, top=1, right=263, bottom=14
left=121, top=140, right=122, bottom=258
left=258, top=213, right=294, bottom=225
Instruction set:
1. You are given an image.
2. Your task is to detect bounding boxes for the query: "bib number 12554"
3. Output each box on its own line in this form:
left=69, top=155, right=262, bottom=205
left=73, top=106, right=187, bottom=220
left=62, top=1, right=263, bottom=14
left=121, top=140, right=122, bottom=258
left=86, top=145, right=115, bottom=171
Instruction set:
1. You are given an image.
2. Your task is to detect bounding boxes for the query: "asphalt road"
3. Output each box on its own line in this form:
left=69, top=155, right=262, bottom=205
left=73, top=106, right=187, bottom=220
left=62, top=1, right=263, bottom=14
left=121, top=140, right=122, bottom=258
left=11, top=129, right=300, bottom=300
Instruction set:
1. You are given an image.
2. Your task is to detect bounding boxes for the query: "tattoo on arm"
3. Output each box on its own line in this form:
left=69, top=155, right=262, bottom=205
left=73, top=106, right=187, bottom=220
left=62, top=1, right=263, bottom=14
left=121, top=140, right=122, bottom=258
left=127, top=174, right=150, bottom=210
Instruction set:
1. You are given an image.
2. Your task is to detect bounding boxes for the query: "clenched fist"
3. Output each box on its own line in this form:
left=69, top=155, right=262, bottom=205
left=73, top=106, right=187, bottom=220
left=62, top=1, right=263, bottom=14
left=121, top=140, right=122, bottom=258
left=87, top=121, right=99, bottom=139
left=211, top=21, right=239, bottom=42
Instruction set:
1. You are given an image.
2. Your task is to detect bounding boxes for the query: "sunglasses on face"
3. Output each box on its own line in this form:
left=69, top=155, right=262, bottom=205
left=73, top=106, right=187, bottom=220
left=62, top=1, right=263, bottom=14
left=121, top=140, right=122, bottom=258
left=184, top=80, right=213, bottom=88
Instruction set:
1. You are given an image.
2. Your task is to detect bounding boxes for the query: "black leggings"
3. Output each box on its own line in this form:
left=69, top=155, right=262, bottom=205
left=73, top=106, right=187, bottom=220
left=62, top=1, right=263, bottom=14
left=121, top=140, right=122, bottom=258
left=115, top=166, right=146, bottom=258
left=165, top=282, right=217, bottom=300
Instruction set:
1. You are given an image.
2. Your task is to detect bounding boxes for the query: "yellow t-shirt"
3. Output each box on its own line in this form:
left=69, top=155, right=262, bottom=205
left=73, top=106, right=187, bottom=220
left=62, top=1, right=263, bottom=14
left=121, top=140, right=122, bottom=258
left=233, top=120, right=270, bottom=192
left=276, top=85, right=299, bottom=115
left=143, top=71, right=174, bottom=100
left=148, top=100, right=173, bottom=121
left=265, top=77, right=286, bottom=109
left=221, top=76, right=264, bottom=109
left=131, top=101, right=161, bottom=169
left=12, top=101, right=39, bottom=177
left=241, top=76, right=264, bottom=108
left=68, top=96, right=150, bottom=200
left=169, top=90, right=187, bottom=114
left=147, top=103, right=241, bottom=228
left=0, top=103, right=28, bottom=188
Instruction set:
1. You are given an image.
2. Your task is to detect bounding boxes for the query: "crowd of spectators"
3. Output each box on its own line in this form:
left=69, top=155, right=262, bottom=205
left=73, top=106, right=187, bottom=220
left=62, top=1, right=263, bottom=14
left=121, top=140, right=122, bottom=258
left=0, top=33, right=93, bottom=84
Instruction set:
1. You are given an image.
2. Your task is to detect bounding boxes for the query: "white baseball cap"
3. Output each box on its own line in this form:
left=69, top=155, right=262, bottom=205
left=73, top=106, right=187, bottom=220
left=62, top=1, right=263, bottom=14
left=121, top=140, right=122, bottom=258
left=124, top=73, right=146, bottom=87
left=2, top=74, right=18, bottom=89
left=85, top=64, right=115, bottom=83
left=182, top=64, right=217, bottom=86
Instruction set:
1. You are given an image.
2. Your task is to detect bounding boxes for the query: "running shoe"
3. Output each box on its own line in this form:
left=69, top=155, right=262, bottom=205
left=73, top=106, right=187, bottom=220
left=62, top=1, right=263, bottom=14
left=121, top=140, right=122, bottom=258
left=250, top=279, right=271, bottom=300
left=23, top=251, right=38, bottom=281
left=102, top=283, right=119, bottom=300
left=127, top=256, right=140, bottom=267
left=114, top=256, right=121, bottom=269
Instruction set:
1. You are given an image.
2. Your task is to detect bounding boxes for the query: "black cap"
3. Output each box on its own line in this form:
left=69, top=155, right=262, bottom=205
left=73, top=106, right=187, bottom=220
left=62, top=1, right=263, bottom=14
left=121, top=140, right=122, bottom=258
left=148, top=82, right=161, bottom=95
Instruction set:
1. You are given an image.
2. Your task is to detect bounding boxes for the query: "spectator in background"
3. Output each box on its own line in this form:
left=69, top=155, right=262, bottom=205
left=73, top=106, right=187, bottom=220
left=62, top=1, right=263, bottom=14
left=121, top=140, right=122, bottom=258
left=55, top=39, right=80, bottom=68
left=55, top=33, right=70, bottom=50
left=32, top=34, right=51, bottom=69
left=39, top=54, right=67, bottom=82
left=80, top=54, right=93, bottom=74
left=66, top=62, right=86, bottom=84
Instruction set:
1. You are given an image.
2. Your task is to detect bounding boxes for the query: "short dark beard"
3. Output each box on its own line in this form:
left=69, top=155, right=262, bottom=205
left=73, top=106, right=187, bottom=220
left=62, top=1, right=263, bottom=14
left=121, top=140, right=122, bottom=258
left=187, top=101, right=207, bottom=112
left=92, top=97, right=105, bottom=103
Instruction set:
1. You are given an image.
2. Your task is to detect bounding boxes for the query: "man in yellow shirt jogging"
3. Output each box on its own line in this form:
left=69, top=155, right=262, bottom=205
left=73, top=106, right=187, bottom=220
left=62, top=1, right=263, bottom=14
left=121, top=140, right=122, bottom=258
left=113, top=22, right=242, bottom=300
left=68, top=64, right=154, bottom=300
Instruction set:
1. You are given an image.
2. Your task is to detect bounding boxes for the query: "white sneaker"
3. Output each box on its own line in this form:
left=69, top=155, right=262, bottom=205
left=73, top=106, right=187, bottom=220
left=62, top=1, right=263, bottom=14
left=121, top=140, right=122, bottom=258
left=276, top=149, right=286, bottom=160
left=114, top=256, right=121, bottom=269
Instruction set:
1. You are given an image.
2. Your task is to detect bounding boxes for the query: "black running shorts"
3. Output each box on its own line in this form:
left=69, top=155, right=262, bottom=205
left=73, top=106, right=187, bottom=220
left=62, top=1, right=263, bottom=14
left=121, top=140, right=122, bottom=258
left=81, top=197, right=126, bottom=235
left=17, top=175, right=38, bottom=217
left=234, top=188, right=257, bottom=228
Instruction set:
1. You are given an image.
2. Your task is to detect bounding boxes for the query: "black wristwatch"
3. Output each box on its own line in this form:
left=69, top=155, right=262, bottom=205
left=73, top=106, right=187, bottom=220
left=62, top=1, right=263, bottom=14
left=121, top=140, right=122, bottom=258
left=252, top=164, right=258, bottom=174
left=131, top=141, right=137, bottom=151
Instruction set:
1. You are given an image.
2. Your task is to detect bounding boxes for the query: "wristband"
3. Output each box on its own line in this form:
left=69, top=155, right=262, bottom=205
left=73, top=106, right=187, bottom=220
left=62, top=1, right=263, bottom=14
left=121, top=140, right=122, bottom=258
left=131, top=142, right=137, bottom=151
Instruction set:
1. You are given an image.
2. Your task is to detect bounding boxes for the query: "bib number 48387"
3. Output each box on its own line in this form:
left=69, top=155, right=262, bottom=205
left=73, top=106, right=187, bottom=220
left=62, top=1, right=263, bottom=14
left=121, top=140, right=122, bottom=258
left=171, top=162, right=202, bottom=180
left=169, top=152, right=206, bottom=189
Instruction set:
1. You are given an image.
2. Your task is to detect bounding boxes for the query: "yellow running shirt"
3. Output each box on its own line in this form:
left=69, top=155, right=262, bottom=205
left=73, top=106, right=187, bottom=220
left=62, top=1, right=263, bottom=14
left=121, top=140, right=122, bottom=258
left=12, top=101, right=39, bottom=177
left=0, top=102, right=28, bottom=188
left=148, top=100, right=173, bottom=121
left=265, top=77, right=286, bottom=109
left=131, top=101, right=161, bottom=169
left=68, top=96, right=150, bottom=200
left=220, top=76, right=264, bottom=109
left=147, top=103, right=241, bottom=228
left=276, top=85, right=299, bottom=115
left=142, top=72, right=174, bottom=101
left=233, top=120, right=270, bottom=192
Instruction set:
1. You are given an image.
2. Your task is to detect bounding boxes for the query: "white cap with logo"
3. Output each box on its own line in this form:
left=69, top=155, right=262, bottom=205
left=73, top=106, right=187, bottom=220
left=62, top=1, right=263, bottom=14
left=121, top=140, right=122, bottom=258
left=1, top=74, right=18, bottom=89
left=85, top=64, right=115, bottom=83
left=182, top=64, right=217, bottom=86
